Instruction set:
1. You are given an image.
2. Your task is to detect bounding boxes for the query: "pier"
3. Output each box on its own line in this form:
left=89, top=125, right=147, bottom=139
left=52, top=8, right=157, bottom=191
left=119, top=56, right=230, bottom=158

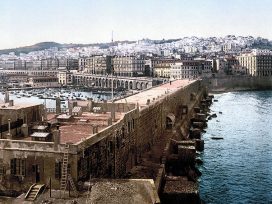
left=0, top=79, right=211, bottom=203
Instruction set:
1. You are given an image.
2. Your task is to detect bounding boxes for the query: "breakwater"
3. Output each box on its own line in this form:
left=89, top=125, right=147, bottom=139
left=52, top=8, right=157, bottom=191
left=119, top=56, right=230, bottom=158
left=208, top=76, right=272, bottom=92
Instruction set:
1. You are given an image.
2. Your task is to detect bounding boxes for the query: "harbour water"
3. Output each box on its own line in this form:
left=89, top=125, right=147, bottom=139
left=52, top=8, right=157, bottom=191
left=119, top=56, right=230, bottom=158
left=199, top=91, right=272, bottom=204
left=0, top=88, right=122, bottom=108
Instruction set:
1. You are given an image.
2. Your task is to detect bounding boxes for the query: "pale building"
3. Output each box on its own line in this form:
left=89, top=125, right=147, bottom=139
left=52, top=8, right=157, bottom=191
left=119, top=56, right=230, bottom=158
left=152, top=59, right=178, bottom=78
left=170, top=60, right=212, bottom=79
left=112, top=55, right=145, bottom=77
left=237, top=50, right=272, bottom=76
left=85, top=55, right=112, bottom=75
left=57, top=69, right=73, bottom=85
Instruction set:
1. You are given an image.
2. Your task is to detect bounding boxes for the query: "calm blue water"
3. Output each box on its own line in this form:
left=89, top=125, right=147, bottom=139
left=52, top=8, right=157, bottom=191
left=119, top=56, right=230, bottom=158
left=199, top=91, right=272, bottom=204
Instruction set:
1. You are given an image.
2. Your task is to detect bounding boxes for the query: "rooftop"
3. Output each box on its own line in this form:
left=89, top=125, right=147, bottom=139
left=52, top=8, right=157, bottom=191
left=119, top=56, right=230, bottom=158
left=0, top=102, right=42, bottom=110
left=58, top=112, right=124, bottom=144
left=115, top=79, right=195, bottom=107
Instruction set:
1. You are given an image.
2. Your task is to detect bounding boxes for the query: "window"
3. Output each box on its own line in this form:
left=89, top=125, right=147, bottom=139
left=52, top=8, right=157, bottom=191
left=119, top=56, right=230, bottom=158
left=10, top=158, right=25, bottom=176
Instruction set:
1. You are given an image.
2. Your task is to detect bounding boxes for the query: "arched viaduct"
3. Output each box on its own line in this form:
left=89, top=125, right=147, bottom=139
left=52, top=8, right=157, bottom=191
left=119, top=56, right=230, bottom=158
left=73, top=74, right=154, bottom=90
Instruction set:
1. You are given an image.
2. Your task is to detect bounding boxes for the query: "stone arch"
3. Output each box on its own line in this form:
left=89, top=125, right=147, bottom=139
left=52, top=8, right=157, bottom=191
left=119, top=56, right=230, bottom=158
left=105, top=78, right=108, bottom=88
left=108, top=79, right=111, bottom=88
left=95, top=78, right=99, bottom=86
left=136, top=82, right=141, bottom=90
left=166, top=113, right=175, bottom=129
left=117, top=80, right=121, bottom=88
left=129, top=81, right=133, bottom=90
left=121, top=81, right=125, bottom=88
left=125, top=81, right=129, bottom=89
left=113, top=79, right=117, bottom=88
left=87, top=77, right=91, bottom=86
left=102, top=78, right=106, bottom=88
left=141, top=82, right=145, bottom=90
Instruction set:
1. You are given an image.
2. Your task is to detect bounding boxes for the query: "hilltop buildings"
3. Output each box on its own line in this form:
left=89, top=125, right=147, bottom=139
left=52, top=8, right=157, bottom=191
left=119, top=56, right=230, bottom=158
left=0, top=35, right=272, bottom=91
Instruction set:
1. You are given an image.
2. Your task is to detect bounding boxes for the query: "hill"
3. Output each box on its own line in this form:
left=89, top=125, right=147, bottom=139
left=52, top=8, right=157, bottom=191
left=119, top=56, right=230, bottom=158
left=0, top=40, right=136, bottom=55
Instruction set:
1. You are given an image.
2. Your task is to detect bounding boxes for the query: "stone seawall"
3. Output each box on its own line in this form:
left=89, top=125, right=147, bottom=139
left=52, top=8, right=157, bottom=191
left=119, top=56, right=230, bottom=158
left=208, top=76, right=272, bottom=92
left=0, top=79, right=208, bottom=195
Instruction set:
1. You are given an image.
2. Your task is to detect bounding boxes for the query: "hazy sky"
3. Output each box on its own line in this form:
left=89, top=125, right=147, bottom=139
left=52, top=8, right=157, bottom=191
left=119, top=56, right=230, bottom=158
left=0, top=0, right=271, bottom=49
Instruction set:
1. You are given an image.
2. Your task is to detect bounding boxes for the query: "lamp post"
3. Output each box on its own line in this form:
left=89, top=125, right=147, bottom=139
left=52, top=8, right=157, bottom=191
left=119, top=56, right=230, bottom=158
left=111, top=65, right=114, bottom=101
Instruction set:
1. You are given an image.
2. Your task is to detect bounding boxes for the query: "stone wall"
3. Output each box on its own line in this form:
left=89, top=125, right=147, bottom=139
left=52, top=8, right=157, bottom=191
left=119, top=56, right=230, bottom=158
left=0, top=80, right=206, bottom=192
left=208, top=76, right=272, bottom=92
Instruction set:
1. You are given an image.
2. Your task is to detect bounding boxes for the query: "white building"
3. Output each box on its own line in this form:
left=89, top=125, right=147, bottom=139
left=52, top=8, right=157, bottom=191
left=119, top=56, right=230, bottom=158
left=170, top=60, right=212, bottom=79
left=57, top=69, right=73, bottom=85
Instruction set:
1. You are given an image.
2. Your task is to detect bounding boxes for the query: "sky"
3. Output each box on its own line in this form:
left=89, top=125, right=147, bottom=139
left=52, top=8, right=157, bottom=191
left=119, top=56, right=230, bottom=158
left=0, top=0, right=271, bottom=49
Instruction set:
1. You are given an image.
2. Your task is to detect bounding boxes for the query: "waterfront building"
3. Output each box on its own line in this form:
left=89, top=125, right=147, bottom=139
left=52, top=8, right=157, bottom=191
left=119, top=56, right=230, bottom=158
left=112, top=55, right=145, bottom=77
left=152, top=59, right=178, bottom=78
left=170, top=60, right=212, bottom=79
left=85, top=55, right=112, bottom=75
left=57, top=69, right=73, bottom=85
left=27, top=76, right=60, bottom=88
left=78, top=57, right=87, bottom=72
left=237, top=49, right=272, bottom=76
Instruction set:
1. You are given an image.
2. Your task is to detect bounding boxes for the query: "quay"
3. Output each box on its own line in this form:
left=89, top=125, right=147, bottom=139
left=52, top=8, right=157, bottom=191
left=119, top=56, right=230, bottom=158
left=0, top=78, right=212, bottom=203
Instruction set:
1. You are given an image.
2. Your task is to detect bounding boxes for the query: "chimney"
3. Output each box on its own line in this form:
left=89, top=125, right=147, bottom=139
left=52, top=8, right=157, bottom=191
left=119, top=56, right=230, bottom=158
left=4, top=90, right=9, bottom=103
left=73, top=101, right=77, bottom=108
left=68, top=101, right=73, bottom=115
left=107, top=117, right=112, bottom=126
left=103, top=100, right=107, bottom=114
left=21, top=124, right=29, bottom=137
left=44, top=106, right=48, bottom=121
left=8, top=100, right=14, bottom=107
left=87, top=100, right=93, bottom=112
left=110, top=102, right=116, bottom=122
left=6, top=119, right=12, bottom=139
left=92, top=125, right=98, bottom=134
left=56, top=98, right=61, bottom=114
left=53, top=126, right=60, bottom=150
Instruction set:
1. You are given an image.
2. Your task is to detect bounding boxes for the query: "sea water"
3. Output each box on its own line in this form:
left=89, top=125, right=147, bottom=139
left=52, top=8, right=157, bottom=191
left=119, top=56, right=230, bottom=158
left=199, top=91, right=272, bottom=204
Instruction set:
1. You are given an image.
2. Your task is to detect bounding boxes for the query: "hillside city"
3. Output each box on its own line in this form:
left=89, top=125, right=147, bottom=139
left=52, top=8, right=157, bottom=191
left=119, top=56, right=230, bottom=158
left=0, top=35, right=272, bottom=90
left=0, top=35, right=271, bottom=204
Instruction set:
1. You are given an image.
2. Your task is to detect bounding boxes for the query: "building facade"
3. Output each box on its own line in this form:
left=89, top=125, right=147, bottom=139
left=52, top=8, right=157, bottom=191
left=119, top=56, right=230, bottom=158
left=27, top=76, right=60, bottom=88
left=85, top=55, right=112, bottom=75
left=57, top=70, right=73, bottom=85
left=170, top=60, right=212, bottom=79
left=237, top=50, right=272, bottom=76
left=112, top=55, right=145, bottom=77
left=152, top=59, right=178, bottom=78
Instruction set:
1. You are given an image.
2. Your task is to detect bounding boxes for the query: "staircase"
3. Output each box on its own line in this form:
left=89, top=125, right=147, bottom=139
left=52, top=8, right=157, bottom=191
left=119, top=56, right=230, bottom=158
left=25, top=184, right=45, bottom=201
left=60, top=144, right=79, bottom=197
